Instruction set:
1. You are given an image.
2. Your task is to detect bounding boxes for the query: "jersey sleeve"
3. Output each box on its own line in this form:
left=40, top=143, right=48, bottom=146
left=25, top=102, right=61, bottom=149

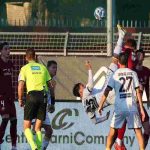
left=107, top=74, right=115, bottom=90
left=86, top=69, right=93, bottom=92
left=18, top=67, right=26, bottom=82
left=133, top=71, right=140, bottom=89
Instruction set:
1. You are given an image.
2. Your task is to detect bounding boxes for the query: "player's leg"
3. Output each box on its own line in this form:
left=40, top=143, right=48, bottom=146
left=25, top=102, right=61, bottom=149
left=9, top=102, right=17, bottom=150
left=34, top=119, right=43, bottom=150
left=0, top=117, right=9, bottom=144
left=42, top=113, right=53, bottom=150
left=142, top=107, right=150, bottom=148
left=35, top=93, right=47, bottom=150
left=106, top=127, right=118, bottom=150
left=24, top=96, right=38, bottom=150
left=134, top=128, right=144, bottom=150
left=42, top=124, right=53, bottom=150
left=24, top=120, right=38, bottom=150
left=114, top=122, right=127, bottom=150
left=127, top=111, right=144, bottom=150
left=0, top=96, right=9, bottom=146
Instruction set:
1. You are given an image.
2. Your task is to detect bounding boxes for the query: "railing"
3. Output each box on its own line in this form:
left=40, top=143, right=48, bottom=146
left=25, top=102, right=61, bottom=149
left=1, top=18, right=150, bottom=28
left=0, top=32, right=150, bottom=56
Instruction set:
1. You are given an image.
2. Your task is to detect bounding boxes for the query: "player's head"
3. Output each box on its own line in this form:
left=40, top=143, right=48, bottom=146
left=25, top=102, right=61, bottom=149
left=0, top=42, right=10, bottom=58
left=124, top=39, right=137, bottom=51
left=118, top=52, right=128, bottom=67
left=136, top=48, right=145, bottom=65
left=47, top=60, right=57, bottom=77
left=73, top=83, right=85, bottom=98
left=25, top=48, right=35, bottom=61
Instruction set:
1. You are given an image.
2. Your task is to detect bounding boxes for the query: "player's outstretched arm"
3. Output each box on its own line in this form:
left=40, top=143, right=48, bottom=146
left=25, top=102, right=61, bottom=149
left=136, top=88, right=145, bottom=122
left=85, top=61, right=93, bottom=91
left=98, top=87, right=111, bottom=115
left=18, top=81, right=25, bottom=107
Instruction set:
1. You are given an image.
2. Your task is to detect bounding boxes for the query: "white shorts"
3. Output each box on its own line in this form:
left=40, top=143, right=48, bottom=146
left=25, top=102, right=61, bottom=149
left=110, top=111, right=142, bottom=129
left=32, top=112, right=51, bottom=126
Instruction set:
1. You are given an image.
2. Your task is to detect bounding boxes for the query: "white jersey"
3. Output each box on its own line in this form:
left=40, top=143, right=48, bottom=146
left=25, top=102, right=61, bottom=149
left=82, top=63, right=117, bottom=124
left=108, top=68, right=139, bottom=112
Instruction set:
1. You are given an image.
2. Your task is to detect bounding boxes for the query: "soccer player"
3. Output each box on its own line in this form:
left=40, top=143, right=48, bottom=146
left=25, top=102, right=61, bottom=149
left=73, top=24, right=126, bottom=124
left=99, top=52, right=145, bottom=150
left=0, top=42, right=17, bottom=150
left=18, top=48, right=55, bottom=150
left=134, top=49, right=150, bottom=148
left=42, top=60, right=57, bottom=150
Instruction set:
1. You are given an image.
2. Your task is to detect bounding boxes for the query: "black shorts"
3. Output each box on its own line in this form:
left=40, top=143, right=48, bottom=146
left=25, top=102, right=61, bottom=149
left=24, top=91, right=47, bottom=121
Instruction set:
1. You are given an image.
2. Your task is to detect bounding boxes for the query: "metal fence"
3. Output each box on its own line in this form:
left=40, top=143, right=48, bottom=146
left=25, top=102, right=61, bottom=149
left=1, top=18, right=150, bottom=28
left=0, top=32, right=150, bottom=56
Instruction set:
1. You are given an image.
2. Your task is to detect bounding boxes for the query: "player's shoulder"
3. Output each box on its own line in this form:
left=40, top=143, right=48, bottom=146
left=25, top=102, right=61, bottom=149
left=143, top=66, right=150, bottom=71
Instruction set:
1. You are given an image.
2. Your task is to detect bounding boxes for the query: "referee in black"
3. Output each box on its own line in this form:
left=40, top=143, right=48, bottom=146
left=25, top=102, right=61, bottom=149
left=18, top=48, right=54, bottom=150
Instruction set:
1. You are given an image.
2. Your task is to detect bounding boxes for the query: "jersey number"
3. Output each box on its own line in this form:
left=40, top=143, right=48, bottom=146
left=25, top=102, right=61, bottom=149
left=119, top=76, right=133, bottom=92
left=0, top=100, right=5, bottom=107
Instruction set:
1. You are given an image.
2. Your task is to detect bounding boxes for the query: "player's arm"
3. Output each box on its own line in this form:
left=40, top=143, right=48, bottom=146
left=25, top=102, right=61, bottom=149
left=85, top=61, right=93, bottom=91
left=98, top=74, right=115, bottom=114
left=18, top=68, right=25, bottom=107
left=18, top=81, right=25, bottom=107
left=133, top=72, right=145, bottom=121
left=47, top=85, right=56, bottom=113
left=98, top=86, right=112, bottom=114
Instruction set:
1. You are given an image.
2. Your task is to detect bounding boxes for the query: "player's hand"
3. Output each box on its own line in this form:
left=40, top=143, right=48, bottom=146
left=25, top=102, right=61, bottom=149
left=85, top=60, right=92, bottom=70
left=50, top=79, right=56, bottom=88
left=18, top=99, right=24, bottom=107
left=47, top=104, right=55, bottom=113
left=98, top=106, right=103, bottom=115
left=140, top=107, right=145, bottom=122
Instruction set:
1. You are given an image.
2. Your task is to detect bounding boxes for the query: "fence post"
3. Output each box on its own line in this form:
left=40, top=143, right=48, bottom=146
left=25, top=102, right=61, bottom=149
left=137, top=32, right=142, bottom=50
left=107, top=0, right=113, bottom=56
left=64, top=32, right=69, bottom=56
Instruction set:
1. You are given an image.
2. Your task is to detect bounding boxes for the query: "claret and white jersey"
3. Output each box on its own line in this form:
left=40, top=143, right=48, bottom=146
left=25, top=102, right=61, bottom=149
left=108, top=68, right=139, bottom=112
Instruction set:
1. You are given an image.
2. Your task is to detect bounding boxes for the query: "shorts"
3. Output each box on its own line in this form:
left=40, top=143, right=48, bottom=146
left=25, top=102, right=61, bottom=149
left=0, top=95, right=16, bottom=119
left=24, top=91, right=47, bottom=121
left=32, top=112, right=51, bottom=126
left=110, top=111, right=142, bottom=129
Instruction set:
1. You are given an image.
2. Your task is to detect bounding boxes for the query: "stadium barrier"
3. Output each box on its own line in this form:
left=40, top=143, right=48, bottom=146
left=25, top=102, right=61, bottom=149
left=1, top=18, right=150, bottom=28
left=0, top=32, right=150, bottom=56
left=0, top=101, right=150, bottom=150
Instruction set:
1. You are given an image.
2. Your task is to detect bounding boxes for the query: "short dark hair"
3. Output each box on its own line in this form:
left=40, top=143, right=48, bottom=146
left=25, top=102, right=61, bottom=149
left=119, top=52, right=128, bottom=66
left=136, top=48, right=145, bottom=57
left=0, top=42, right=9, bottom=51
left=73, top=83, right=81, bottom=97
left=47, top=60, right=57, bottom=68
left=125, top=39, right=137, bottom=49
left=26, top=48, right=35, bottom=58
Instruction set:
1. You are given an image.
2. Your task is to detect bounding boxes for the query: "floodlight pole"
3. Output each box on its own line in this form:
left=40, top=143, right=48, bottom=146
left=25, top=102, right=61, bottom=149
left=107, top=0, right=113, bottom=56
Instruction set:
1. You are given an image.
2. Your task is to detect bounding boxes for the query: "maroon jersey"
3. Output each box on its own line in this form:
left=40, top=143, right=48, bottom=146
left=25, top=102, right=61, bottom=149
left=122, top=47, right=137, bottom=69
left=134, top=66, right=150, bottom=100
left=0, top=58, right=14, bottom=100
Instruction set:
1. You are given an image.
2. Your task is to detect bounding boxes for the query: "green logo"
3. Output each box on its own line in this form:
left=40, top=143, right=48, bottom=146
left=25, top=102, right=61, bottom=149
left=52, top=108, right=79, bottom=130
